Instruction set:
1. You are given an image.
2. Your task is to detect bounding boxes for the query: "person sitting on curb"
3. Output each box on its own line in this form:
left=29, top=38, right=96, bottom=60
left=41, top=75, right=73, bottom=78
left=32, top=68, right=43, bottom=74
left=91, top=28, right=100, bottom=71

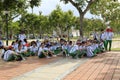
left=28, top=41, right=38, bottom=56
left=38, top=43, right=51, bottom=59
left=3, top=47, right=24, bottom=61
left=69, top=40, right=79, bottom=59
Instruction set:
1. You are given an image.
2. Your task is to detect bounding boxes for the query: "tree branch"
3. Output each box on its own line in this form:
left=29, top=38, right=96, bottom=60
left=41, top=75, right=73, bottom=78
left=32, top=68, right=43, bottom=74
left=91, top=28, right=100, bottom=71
left=83, top=0, right=97, bottom=15
left=9, top=14, right=20, bottom=21
left=68, top=0, right=83, bottom=13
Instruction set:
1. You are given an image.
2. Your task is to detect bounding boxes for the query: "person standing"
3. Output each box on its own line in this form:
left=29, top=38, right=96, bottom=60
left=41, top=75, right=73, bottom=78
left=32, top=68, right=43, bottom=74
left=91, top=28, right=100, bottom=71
left=100, top=29, right=107, bottom=50
left=0, top=36, right=4, bottom=48
left=105, top=27, right=114, bottom=51
left=18, top=30, right=26, bottom=42
left=93, top=29, right=99, bottom=41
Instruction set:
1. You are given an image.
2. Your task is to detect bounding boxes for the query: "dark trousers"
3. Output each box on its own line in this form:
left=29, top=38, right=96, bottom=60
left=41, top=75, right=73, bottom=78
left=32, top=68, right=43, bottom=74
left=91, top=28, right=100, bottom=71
left=106, top=40, right=112, bottom=51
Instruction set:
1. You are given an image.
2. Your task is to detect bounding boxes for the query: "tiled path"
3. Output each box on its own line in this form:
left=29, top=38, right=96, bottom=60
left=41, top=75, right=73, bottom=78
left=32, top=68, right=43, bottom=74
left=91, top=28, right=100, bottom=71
left=0, top=56, right=61, bottom=80
left=63, top=51, right=120, bottom=80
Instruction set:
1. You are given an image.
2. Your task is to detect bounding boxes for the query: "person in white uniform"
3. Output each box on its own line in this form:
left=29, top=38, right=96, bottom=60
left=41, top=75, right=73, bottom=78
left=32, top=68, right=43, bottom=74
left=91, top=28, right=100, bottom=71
left=93, top=29, right=99, bottom=41
left=29, top=41, right=38, bottom=56
left=69, top=43, right=79, bottom=58
left=3, top=47, right=23, bottom=61
left=86, top=40, right=96, bottom=57
left=105, top=27, right=114, bottom=51
left=100, top=29, right=107, bottom=50
left=18, top=31, right=26, bottom=42
left=38, top=43, right=51, bottom=58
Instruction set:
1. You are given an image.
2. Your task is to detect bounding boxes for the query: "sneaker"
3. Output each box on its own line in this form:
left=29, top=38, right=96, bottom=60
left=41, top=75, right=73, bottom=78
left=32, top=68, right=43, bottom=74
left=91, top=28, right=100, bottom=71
left=53, top=55, right=57, bottom=57
left=46, top=56, right=51, bottom=59
left=22, top=58, right=26, bottom=61
left=67, top=54, right=69, bottom=57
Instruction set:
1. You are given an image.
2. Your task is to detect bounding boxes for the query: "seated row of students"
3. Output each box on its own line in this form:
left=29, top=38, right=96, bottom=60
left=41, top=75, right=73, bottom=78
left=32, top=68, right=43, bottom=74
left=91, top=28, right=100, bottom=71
left=69, top=39, right=104, bottom=58
left=39, top=38, right=105, bottom=59
left=0, top=38, right=105, bottom=62
left=0, top=39, right=57, bottom=61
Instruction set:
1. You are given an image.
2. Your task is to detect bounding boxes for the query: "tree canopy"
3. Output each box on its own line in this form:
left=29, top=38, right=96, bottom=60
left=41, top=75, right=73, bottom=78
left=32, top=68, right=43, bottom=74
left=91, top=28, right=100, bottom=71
left=90, top=0, right=120, bottom=32
left=0, top=0, right=120, bottom=40
left=61, top=0, right=98, bottom=38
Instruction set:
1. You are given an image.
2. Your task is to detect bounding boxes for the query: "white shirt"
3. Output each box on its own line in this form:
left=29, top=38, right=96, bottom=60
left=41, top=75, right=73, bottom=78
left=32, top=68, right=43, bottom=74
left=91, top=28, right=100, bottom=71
left=105, top=32, right=114, bottom=40
left=44, top=47, right=49, bottom=51
left=3, top=50, right=14, bottom=61
left=99, top=42, right=104, bottom=48
left=0, top=49, right=5, bottom=59
left=18, top=34, right=26, bottom=41
left=38, top=47, right=44, bottom=56
left=69, top=45, right=78, bottom=53
left=79, top=45, right=86, bottom=50
left=100, top=32, right=106, bottom=40
left=67, top=45, right=73, bottom=53
left=62, top=45, right=68, bottom=50
left=93, top=32, right=99, bottom=40
left=29, top=46, right=38, bottom=53
left=90, top=44, right=97, bottom=51
left=36, top=41, right=41, bottom=47
left=86, top=46, right=94, bottom=57
left=15, top=46, right=27, bottom=53
left=50, top=46, right=57, bottom=51
left=14, top=43, right=18, bottom=50
left=0, top=40, right=4, bottom=47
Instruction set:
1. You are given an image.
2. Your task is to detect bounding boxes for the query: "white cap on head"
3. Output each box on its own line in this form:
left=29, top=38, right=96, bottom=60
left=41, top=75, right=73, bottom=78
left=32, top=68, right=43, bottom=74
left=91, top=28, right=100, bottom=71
left=107, top=26, right=110, bottom=28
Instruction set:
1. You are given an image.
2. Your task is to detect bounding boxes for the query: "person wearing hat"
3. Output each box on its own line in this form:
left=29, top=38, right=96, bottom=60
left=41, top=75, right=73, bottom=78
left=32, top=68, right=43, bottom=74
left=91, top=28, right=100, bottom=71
left=3, top=47, right=23, bottom=61
left=105, top=26, right=114, bottom=51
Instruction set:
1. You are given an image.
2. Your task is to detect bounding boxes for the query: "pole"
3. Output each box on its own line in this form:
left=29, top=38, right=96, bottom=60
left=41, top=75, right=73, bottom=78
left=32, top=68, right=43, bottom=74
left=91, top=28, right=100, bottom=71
left=68, top=29, right=70, bottom=42
left=5, top=9, right=8, bottom=46
left=32, top=7, right=35, bottom=39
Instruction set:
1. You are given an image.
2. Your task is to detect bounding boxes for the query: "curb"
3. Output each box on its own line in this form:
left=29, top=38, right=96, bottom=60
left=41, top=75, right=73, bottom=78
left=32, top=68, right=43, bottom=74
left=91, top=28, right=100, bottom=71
left=55, top=58, right=89, bottom=80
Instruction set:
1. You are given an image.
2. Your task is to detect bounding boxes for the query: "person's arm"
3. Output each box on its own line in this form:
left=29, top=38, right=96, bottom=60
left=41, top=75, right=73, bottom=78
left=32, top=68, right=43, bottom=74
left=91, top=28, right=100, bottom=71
left=18, top=34, right=21, bottom=40
left=112, top=32, right=114, bottom=38
left=24, top=34, right=26, bottom=39
left=12, top=51, right=19, bottom=55
left=38, top=48, right=42, bottom=56
left=15, top=49, right=21, bottom=54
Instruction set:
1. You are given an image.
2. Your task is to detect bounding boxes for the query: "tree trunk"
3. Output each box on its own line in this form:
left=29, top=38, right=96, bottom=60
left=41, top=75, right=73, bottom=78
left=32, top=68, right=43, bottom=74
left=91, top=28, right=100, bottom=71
left=60, top=27, right=63, bottom=39
left=67, top=29, right=70, bottom=42
left=10, top=29, right=13, bottom=40
left=79, top=13, right=84, bottom=39
left=32, top=8, right=35, bottom=39
left=39, top=26, right=42, bottom=39
left=27, top=28, right=30, bottom=39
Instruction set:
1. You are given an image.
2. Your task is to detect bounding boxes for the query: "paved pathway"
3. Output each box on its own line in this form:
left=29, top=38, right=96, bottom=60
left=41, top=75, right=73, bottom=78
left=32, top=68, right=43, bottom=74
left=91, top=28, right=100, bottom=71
left=0, top=57, right=61, bottom=80
left=12, top=58, right=89, bottom=80
left=1, top=51, right=120, bottom=80
left=63, top=51, right=120, bottom=80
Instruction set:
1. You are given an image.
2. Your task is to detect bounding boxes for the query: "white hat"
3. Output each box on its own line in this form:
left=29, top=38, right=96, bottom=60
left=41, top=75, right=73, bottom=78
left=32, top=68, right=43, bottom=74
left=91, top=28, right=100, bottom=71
left=107, top=26, right=110, bottom=28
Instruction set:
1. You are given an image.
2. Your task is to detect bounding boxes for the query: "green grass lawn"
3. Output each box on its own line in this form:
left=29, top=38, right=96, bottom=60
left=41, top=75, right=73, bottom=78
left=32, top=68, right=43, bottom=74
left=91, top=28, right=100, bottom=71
left=112, top=48, right=120, bottom=51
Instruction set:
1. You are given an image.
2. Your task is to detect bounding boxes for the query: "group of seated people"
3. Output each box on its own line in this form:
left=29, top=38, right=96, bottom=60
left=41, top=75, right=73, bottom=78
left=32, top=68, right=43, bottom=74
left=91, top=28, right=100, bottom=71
left=0, top=38, right=105, bottom=62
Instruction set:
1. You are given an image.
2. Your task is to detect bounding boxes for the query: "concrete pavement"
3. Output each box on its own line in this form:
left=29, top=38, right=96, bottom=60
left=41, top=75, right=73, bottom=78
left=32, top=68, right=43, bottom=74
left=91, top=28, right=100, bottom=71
left=12, top=57, right=89, bottom=80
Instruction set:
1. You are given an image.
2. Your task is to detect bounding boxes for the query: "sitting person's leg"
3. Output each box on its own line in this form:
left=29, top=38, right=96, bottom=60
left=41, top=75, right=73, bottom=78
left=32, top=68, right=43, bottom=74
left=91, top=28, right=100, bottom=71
left=70, top=50, right=79, bottom=58
left=7, top=54, right=15, bottom=61
left=38, top=51, right=50, bottom=58
left=78, top=50, right=86, bottom=58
